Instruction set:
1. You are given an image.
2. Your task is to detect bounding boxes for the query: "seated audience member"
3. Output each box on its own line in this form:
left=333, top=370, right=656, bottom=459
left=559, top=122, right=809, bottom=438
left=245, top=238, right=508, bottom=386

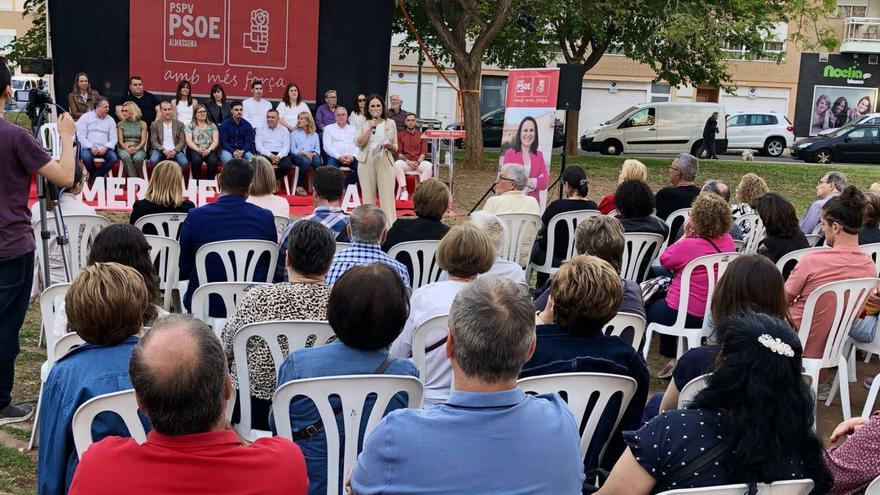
left=786, top=186, right=875, bottom=364
left=860, top=191, right=880, bottom=244
left=382, top=178, right=450, bottom=253
left=171, top=79, right=197, bottom=124
left=391, top=224, right=495, bottom=405
left=393, top=113, right=433, bottom=201
left=219, top=102, right=256, bottom=164
left=350, top=276, right=585, bottom=494
left=69, top=316, right=308, bottom=495
left=272, top=264, right=418, bottom=495
left=115, top=76, right=160, bottom=123
left=178, top=158, right=276, bottom=312
left=75, top=96, right=118, bottom=177
left=184, top=104, right=220, bottom=181
left=731, top=172, right=768, bottom=219
left=600, top=159, right=648, bottom=214
left=314, top=90, right=338, bottom=133
left=38, top=263, right=151, bottom=495
left=466, top=211, right=527, bottom=284
left=205, top=84, right=232, bottom=125
left=275, top=166, right=348, bottom=282
left=482, top=164, right=540, bottom=266
left=149, top=101, right=187, bottom=167
left=116, top=101, right=148, bottom=177
left=322, top=106, right=359, bottom=183
left=800, top=171, right=847, bottom=235
left=535, top=216, right=646, bottom=321
left=222, top=220, right=335, bottom=431
left=647, top=192, right=735, bottom=378
left=614, top=179, right=668, bottom=238
left=824, top=411, right=880, bottom=494
left=597, top=312, right=832, bottom=494
left=700, top=180, right=743, bottom=240
left=655, top=153, right=700, bottom=221
left=128, top=160, right=195, bottom=229
left=386, top=94, right=409, bottom=132
left=276, top=82, right=310, bottom=132
left=325, top=205, right=410, bottom=286
left=527, top=255, right=649, bottom=470
left=67, top=72, right=100, bottom=120
left=755, top=192, right=810, bottom=275
left=242, top=80, right=272, bottom=130
left=348, top=93, right=368, bottom=131
left=530, top=166, right=597, bottom=285
left=51, top=224, right=163, bottom=340
left=255, top=109, right=293, bottom=181
left=289, top=111, right=323, bottom=196
left=649, top=255, right=788, bottom=418
left=247, top=156, right=290, bottom=218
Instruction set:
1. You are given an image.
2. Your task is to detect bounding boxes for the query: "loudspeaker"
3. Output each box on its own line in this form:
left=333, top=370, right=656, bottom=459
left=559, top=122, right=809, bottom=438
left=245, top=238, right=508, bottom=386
left=557, top=63, right=586, bottom=111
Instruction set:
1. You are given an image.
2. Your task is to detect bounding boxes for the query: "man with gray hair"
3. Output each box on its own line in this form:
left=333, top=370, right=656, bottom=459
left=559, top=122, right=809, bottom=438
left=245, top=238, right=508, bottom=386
left=482, top=164, right=540, bottom=266
left=325, top=204, right=410, bottom=285
left=68, top=316, right=308, bottom=494
left=655, top=152, right=700, bottom=221
left=348, top=276, right=584, bottom=494
left=700, top=179, right=743, bottom=240
left=800, top=170, right=847, bottom=234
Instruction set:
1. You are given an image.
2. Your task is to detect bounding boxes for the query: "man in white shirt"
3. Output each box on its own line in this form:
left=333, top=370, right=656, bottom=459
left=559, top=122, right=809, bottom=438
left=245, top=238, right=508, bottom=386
left=242, top=80, right=272, bottom=130
left=255, top=109, right=293, bottom=181
left=482, top=164, right=540, bottom=266
left=322, top=106, right=359, bottom=185
left=149, top=101, right=188, bottom=167
left=75, top=97, right=118, bottom=177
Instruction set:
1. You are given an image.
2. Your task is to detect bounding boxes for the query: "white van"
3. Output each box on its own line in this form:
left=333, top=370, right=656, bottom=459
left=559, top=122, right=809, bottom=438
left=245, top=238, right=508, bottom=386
left=579, top=102, right=727, bottom=156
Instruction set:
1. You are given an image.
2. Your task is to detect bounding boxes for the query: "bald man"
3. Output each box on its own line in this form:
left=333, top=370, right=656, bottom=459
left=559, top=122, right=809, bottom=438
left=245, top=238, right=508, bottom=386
left=69, top=316, right=308, bottom=495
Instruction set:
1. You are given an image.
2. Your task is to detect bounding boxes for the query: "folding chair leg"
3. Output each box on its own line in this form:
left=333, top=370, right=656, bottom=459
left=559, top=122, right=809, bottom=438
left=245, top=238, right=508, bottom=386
left=834, top=354, right=852, bottom=421
left=642, top=327, right=653, bottom=361
left=28, top=386, right=42, bottom=450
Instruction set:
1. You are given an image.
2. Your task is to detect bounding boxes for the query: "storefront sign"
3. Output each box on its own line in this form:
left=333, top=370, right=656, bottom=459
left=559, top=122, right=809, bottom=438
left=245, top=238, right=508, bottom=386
left=822, top=64, right=871, bottom=85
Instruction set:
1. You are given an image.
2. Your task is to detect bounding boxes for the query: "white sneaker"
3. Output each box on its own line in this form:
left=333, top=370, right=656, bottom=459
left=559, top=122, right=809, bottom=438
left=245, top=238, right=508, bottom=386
left=398, top=187, right=409, bottom=201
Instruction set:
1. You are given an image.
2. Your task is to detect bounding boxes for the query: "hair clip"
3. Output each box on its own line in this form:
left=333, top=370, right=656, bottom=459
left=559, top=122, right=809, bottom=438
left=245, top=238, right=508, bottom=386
left=579, top=179, right=588, bottom=186
left=757, top=334, right=794, bottom=357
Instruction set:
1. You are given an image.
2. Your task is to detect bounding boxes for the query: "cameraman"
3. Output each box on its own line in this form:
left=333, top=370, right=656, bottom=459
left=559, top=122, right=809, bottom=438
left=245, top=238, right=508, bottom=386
left=0, top=57, right=76, bottom=424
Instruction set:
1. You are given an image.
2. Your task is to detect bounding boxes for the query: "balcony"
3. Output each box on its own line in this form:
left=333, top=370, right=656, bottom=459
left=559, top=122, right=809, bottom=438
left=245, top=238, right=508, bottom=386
left=841, top=17, right=880, bottom=53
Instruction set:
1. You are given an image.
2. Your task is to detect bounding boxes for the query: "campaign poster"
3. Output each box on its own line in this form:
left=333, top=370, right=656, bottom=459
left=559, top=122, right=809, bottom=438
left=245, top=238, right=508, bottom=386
left=809, top=85, right=878, bottom=136
left=129, top=0, right=319, bottom=101
left=500, top=68, right=560, bottom=210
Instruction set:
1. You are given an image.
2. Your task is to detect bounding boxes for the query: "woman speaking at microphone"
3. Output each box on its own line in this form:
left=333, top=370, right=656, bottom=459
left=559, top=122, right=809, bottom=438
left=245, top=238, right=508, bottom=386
left=356, top=94, right=399, bottom=226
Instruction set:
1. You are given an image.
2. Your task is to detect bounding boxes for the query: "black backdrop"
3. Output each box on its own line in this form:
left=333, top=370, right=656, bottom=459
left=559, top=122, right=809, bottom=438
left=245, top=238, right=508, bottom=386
left=48, top=0, right=393, bottom=109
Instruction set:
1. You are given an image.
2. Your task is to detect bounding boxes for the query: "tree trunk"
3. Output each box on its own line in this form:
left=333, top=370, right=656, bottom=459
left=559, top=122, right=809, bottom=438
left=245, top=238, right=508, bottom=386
left=564, top=109, right=580, bottom=156
left=457, top=67, right=484, bottom=170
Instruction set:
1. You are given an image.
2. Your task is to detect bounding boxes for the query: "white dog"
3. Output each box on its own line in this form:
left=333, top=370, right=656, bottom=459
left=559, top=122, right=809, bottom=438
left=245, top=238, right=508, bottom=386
left=741, top=150, right=754, bottom=161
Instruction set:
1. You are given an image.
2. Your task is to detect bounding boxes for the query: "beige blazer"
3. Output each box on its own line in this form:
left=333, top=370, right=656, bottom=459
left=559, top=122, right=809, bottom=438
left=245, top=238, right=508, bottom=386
left=356, top=118, right=398, bottom=163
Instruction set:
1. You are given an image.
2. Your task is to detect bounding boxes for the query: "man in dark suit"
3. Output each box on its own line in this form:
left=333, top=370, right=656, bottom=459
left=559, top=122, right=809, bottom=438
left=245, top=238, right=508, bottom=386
left=178, top=158, right=277, bottom=313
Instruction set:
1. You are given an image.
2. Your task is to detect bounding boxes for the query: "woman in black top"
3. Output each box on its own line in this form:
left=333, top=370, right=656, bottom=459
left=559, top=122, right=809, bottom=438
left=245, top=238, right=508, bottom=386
left=755, top=192, right=809, bottom=278
left=129, top=161, right=195, bottom=234
left=530, top=166, right=597, bottom=285
left=382, top=178, right=450, bottom=253
left=614, top=179, right=668, bottom=237
left=205, top=84, right=232, bottom=125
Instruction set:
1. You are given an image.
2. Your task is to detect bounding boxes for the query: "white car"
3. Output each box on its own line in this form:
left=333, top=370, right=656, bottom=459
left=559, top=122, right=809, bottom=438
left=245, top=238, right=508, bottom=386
left=817, top=113, right=880, bottom=136
left=725, top=112, right=794, bottom=157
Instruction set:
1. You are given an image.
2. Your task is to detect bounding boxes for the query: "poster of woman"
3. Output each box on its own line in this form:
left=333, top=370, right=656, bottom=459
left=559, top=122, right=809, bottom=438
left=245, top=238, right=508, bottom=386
left=809, top=85, right=878, bottom=135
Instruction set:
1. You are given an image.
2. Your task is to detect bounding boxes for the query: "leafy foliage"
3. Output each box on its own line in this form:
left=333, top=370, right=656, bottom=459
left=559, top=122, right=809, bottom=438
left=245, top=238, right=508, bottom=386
left=4, top=0, right=46, bottom=67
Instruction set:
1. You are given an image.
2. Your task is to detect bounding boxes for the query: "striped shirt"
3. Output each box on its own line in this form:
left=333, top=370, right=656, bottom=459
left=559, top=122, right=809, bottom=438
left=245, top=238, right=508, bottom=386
left=274, top=207, right=349, bottom=282
left=325, top=242, right=410, bottom=286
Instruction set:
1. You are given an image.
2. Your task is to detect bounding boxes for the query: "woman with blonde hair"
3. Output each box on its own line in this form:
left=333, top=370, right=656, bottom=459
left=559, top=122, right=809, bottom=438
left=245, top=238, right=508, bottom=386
left=184, top=104, right=220, bottom=181
left=731, top=172, right=769, bottom=219
left=67, top=72, right=100, bottom=120
left=128, top=160, right=195, bottom=229
left=116, top=101, right=148, bottom=177
left=356, top=94, right=399, bottom=226
left=599, top=159, right=648, bottom=214
left=247, top=155, right=290, bottom=217
left=290, top=111, right=322, bottom=196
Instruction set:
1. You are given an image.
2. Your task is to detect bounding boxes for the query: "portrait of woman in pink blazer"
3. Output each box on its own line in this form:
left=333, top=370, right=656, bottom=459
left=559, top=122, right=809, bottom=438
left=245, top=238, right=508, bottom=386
left=502, top=116, right=548, bottom=202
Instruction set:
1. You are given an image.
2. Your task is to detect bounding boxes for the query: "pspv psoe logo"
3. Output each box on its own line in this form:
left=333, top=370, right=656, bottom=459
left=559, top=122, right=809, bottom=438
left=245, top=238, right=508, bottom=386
left=228, top=0, right=289, bottom=69
left=164, top=0, right=226, bottom=65
left=823, top=64, right=872, bottom=85
left=514, top=76, right=551, bottom=97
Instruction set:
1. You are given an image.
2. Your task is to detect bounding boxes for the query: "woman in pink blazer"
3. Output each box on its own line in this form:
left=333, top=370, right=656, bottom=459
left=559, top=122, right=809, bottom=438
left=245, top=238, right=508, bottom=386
left=502, top=116, right=548, bottom=202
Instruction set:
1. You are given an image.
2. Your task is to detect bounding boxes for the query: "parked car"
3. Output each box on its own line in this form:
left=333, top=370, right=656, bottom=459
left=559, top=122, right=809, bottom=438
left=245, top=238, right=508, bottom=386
left=6, top=76, right=41, bottom=111
left=790, top=124, right=880, bottom=164
left=579, top=102, right=727, bottom=156
left=817, top=113, right=880, bottom=136
left=446, top=107, right=565, bottom=148
left=725, top=111, right=794, bottom=157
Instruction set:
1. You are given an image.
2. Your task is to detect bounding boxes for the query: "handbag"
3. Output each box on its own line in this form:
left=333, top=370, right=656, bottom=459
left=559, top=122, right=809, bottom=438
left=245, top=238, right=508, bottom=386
left=640, top=276, right=671, bottom=304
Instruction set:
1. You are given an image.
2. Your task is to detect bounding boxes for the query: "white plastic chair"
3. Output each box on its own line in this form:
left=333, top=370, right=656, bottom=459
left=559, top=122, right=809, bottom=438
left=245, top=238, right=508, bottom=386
left=620, top=232, right=664, bottom=283
left=282, top=167, right=301, bottom=197
left=643, top=253, right=741, bottom=360
left=866, top=475, right=880, bottom=495
left=29, top=330, right=85, bottom=450
left=144, top=235, right=179, bottom=312
left=190, top=282, right=270, bottom=338
left=733, top=239, right=745, bottom=253
left=775, top=246, right=827, bottom=275
left=72, top=389, right=147, bottom=458
left=388, top=240, right=442, bottom=289
left=602, top=312, right=647, bottom=350
left=194, top=239, right=278, bottom=287
left=410, top=314, right=450, bottom=392
left=38, top=123, right=62, bottom=159
left=134, top=212, right=188, bottom=240
left=798, top=277, right=878, bottom=421
left=656, top=479, right=815, bottom=495
left=861, top=242, right=880, bottom=276
left=735, top=213, right=765, bottom=255
left=232, top=320, right=335, bottom=441
left=525, top=210, right=600, bottom=282
left=517, top=372, right=638, bottom=466
left=863, top=372, right=880, bottom=419
left=274, top=216, right=290, bottom=243
left=38, top=282, right=70, bottom=352
left=33, top=214, right=110, bottom=282
left=805, top=234, right=822, bottom=247
left=659, top=208, right=690, bottom=254
left=272, top=375, right=424, bottom=495
left=677, top=373, right=710, bottom=409
left=496, top=212, right=541, bottom=268
left=811, top=223, right=824, bottom=235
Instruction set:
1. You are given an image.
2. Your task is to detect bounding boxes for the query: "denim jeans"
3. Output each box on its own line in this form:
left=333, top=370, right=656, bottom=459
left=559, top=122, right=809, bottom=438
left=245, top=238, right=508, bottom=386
left=0, top=251, right=35, bottom=409
left=220, top=150, right=255, bottom=163
left=149, top=150, right=188, bottom=167
left=326, top=157, right=359, bottom=185
left=80, top=148, right=117, bottom=177
left=291, top=154, right=322, bottom=186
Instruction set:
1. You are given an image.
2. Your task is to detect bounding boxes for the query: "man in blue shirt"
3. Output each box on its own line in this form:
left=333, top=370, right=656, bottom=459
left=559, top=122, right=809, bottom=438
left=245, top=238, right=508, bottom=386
left=178, top=158, right=277, bottom=312
left=218, top=102, right=256, bottom=164
left=349, top=276, right=585, bottom=494
left=325, top=205, right=409, bottom=286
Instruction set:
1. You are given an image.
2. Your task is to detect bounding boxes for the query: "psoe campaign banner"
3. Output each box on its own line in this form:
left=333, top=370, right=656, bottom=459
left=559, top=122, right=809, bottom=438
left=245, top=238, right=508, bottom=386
left=129, top=0, right=319, bottom=101
left=500, top=68, right=560, bottom=210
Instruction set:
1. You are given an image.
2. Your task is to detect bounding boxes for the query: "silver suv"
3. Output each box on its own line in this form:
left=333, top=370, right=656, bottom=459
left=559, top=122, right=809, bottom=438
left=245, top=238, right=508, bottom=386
left=725, top=112, right=794, bottom=157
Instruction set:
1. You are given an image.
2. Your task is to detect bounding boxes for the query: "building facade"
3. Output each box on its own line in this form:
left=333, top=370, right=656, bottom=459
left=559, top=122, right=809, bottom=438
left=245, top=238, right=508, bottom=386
left=0, top=0, right=36, bottom=66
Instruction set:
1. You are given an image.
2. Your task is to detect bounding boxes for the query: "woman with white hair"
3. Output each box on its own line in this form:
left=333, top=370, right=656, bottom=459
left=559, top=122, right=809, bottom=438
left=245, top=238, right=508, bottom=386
left=468, top=211, right=527, bottom=284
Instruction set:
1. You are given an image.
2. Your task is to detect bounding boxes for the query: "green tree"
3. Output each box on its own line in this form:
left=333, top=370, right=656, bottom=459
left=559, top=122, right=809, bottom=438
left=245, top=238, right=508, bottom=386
left=4, top=0, right=47, bottom=67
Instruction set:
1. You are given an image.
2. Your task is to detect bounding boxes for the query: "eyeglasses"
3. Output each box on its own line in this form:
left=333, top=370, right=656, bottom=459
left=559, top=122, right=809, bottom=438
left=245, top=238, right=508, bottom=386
left=358, top=98, right=366, bottom=102
left=496, top=176, right=516, bottom=183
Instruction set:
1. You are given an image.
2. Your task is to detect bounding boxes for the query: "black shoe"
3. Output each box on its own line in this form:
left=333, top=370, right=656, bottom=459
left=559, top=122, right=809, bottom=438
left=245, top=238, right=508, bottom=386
left=0, top=403, right=34, bottom=425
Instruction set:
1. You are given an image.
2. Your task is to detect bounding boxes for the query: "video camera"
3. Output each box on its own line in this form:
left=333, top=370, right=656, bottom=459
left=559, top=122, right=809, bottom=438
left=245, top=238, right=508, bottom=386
left=11, top=57, right=54, bottom=127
